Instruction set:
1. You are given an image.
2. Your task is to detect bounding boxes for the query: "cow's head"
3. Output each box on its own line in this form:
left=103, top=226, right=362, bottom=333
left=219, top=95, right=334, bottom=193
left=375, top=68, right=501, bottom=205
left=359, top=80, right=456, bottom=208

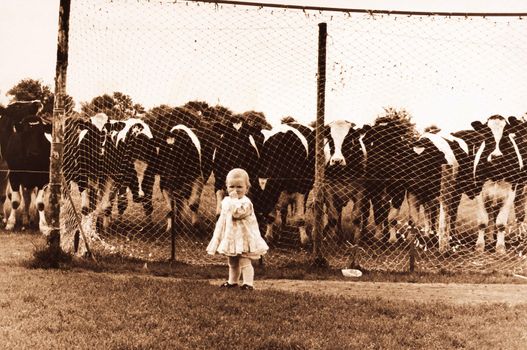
left=257, top=123, right=313, bottom=189
left=472, top=115, right=527, bottom=175
left=324, top=120, right=361, bottom=166
left=14, top=115, right=52, bottom=157
left=0, top=100, right=44, bottom=151
left=1, top=100, right=43, bottom=121
left=212, top=117, right=264, bottom=155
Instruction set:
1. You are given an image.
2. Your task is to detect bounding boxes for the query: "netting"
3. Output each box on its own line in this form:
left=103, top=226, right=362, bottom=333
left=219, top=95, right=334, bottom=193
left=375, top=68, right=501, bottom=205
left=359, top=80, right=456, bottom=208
left=58, top=0, right=527, bottom=274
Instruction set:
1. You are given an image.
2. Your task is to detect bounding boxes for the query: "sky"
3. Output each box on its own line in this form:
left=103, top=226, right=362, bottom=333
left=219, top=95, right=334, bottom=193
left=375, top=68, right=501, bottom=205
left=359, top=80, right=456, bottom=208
left=1, top=0, right=527, bottom=132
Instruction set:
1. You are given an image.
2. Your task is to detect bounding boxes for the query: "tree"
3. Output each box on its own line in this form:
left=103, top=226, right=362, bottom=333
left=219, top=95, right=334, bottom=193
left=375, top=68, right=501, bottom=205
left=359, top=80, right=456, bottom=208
left=183, top=100, right=210, bottom=116
left=80, top=92, right=143, bottom=119
left=242, top=110, right=272, bottom=130
left=281, top=116, right=297, bottom=124
left=6, top=78, right=74, bottom=118
left=374, top=107, right=419, bottom=140
left=7, top=78, right=52, bottom=102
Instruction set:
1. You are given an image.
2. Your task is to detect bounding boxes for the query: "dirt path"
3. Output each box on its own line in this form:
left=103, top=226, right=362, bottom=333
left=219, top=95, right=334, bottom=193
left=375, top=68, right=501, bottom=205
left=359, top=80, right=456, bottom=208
left=3, top=233, right=527, bottom=305
left=252, top=279, right=527, bottom=305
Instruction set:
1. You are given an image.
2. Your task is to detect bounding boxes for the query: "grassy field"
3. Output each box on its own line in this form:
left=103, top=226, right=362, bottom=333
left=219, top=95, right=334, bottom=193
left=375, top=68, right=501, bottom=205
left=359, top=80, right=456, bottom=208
left=1, top=233, right=527, bottom=349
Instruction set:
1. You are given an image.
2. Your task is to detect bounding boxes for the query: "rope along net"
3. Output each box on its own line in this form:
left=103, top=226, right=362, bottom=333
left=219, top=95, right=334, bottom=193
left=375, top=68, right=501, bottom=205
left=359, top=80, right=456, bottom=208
left=59, top=0, right=527, bottom=274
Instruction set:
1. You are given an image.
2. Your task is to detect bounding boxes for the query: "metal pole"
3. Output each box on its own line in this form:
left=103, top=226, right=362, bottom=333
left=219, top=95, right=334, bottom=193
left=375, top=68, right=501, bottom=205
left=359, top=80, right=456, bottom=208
left=312, top=22, right=327, bottom=267
left=49, top=0, right=71, bottom=251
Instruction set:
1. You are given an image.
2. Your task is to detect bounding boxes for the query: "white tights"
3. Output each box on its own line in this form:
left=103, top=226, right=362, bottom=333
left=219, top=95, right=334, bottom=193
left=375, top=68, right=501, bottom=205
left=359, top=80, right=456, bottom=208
left=227, top=256, right=254, bottom=286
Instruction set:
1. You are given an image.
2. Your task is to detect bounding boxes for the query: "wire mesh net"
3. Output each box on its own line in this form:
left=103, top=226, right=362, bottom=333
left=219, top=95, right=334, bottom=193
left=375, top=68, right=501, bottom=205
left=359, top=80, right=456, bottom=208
left=58, top=0, right=527, bottom=274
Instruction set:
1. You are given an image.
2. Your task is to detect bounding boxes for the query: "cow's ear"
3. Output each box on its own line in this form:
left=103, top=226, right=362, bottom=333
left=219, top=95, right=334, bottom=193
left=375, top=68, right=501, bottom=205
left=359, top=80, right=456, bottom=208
left=348, top=127, right=361, bottom=142
left=360, top=124, right=372, bottom=141
left=361, top=124, right=372, bottom=132
left=113, top=121, right=126, bottom=132
left=508, top=116, right=520, bottom=127
left=322, top=125, right=330, bottom=139
left=471, top=120, right=485, bottom=131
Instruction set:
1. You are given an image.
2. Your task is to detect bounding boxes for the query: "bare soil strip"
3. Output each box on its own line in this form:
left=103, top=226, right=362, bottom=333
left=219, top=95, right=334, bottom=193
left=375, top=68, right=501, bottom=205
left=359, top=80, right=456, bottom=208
left=250, top=279, right=527, bottom=305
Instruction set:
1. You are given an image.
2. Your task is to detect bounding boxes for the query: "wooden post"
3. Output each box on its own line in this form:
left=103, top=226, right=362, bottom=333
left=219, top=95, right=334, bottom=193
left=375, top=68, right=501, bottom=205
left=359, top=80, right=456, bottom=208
left=409, top=240, right=416, bottom=272
left=438, top=164, right=454, bottom=253
left=170, top=200, right=176, bottom=261
left=312, top=22, right=327, bottom=267
left=48, top=0, right=71, bottom=252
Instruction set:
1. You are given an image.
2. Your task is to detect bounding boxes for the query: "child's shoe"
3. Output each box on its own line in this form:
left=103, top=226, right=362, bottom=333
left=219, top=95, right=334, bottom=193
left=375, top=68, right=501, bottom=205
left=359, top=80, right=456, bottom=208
left=220, top=281, right=238, bottom=288
left=240, top=284, right=254, bottom=291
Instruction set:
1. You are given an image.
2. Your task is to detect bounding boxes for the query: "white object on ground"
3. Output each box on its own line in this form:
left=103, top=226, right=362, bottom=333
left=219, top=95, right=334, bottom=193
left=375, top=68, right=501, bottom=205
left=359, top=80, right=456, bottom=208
left=341, top=269, right=362, bottom=278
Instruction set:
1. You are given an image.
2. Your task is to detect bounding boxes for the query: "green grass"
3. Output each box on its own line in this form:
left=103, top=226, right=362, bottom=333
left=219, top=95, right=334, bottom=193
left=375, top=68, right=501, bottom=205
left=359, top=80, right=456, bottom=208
left=0, top=268, right=526, bottom=350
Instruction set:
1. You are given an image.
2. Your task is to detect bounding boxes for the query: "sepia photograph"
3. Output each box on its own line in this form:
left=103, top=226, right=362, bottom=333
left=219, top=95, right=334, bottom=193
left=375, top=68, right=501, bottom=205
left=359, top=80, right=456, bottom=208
left=1, top=0, right=527, bottom=348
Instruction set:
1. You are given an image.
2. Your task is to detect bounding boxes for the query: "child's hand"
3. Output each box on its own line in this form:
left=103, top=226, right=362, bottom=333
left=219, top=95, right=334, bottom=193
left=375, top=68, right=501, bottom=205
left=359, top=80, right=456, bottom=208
left=228, top=190, right=239, bottom=199
left=232, top=203, right=251, bottom=219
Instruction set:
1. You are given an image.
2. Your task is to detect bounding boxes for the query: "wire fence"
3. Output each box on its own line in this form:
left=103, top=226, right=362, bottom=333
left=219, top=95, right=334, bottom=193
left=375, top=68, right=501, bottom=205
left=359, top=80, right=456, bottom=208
left=49, top=0, right=527, bottom=274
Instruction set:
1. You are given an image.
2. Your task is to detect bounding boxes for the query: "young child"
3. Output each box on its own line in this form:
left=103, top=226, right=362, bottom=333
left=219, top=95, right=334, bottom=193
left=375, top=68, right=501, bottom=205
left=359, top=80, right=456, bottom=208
left=206, top=168, right=269, bottom=290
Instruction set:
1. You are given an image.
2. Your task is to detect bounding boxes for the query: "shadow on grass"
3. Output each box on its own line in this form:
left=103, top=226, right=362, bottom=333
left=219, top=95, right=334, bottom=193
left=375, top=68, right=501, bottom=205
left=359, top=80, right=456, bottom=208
left=23, top=243, right=527, bottom=285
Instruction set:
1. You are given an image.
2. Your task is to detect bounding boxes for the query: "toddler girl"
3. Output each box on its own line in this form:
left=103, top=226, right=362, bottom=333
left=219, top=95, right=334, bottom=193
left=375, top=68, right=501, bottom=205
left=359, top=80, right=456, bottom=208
left=206, top=168, right=269, bottom=290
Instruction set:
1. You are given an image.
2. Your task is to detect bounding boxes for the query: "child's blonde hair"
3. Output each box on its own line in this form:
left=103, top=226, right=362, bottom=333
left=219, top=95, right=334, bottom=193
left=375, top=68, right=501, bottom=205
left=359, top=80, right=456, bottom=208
left=226, top=168, right=251, bottom=188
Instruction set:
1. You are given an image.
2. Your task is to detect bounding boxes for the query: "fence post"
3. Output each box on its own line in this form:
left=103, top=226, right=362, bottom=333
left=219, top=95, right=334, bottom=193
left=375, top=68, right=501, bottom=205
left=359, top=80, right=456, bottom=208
left=312, top=22, right=327, bottom=267
left=438, top=164, right=454, bottom=253
left=49, top=0, right=71, bottom=252
left=170, top=199, right=176, bottom=261
left=409, top=240, right=416, bottom=272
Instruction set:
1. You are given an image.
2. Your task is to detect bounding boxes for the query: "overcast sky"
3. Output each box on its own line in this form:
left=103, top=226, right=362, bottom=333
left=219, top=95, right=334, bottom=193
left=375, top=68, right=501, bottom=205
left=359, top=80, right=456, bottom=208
left=1, top=0, right=527, bottom=132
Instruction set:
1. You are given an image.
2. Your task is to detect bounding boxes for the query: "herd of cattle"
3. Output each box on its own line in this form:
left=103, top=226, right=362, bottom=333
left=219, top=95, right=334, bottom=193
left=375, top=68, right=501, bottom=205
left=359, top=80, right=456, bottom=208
left=1, top=99, right=526, bottom=255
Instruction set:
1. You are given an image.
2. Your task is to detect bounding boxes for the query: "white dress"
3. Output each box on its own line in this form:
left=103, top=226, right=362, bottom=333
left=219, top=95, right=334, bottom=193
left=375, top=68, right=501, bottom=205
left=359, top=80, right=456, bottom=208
left=206, top=195, right=269, bottom=259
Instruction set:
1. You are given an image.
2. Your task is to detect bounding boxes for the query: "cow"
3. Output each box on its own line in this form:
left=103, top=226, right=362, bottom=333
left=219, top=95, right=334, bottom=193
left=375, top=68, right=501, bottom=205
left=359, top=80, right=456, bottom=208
left=402, top=129, right=480, bottom=248
left=321, top=120, right=368, bottom=243
left=109, top=117, right=156, bottom=221
left=0, top=101, right=42, bottom=225
left=0, top=101, right=51, bottom=233
left=157, top=123, right=204, bottom=233
left=360, top=117, right=417, bottom=243
left=63, top=113, right=114, bottom=222
left=144, top=106, right=214, bottom=231
left=64, top=113, right=156, bottom=230
left=469, top=115, right=527, bottom=254
left=408, top=128, right=485, bottom=252
left=211, top=115, right=265, bottom=218
left=257, top=122, right=314, bottom=245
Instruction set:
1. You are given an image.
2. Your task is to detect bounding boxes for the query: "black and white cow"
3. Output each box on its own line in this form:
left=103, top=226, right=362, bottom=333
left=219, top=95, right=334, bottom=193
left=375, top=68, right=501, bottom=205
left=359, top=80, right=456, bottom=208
left=212, top=116, right=264, bottom=217
left=0, top=101, right=42, bottom=225
left=64, top=113, right=114, bottom=221
left=469, top=115, right=527, bottom=254
left=110, top=117, right=156, bottom=221
left=321, top=120, right=368, bottom=243
left=257, top=122, right=314, bottom=245
left=360, top=118, right=416, bottom=243
left=1, top=102, right=51, bottom=233
left=157, top=124, right=204, bottom=232
left=405, top=130, right=479, bottom=249
left=410, top=128, right=486, bottom=252
left=64, top=113, right=155, bottom=230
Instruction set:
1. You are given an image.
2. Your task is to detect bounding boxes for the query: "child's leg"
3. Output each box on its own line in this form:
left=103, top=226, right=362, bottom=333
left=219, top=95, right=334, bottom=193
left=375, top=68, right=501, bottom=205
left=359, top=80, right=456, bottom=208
left=227, top=256, right=241, bottom=285
left=239, top=257, right=254, bottom=287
